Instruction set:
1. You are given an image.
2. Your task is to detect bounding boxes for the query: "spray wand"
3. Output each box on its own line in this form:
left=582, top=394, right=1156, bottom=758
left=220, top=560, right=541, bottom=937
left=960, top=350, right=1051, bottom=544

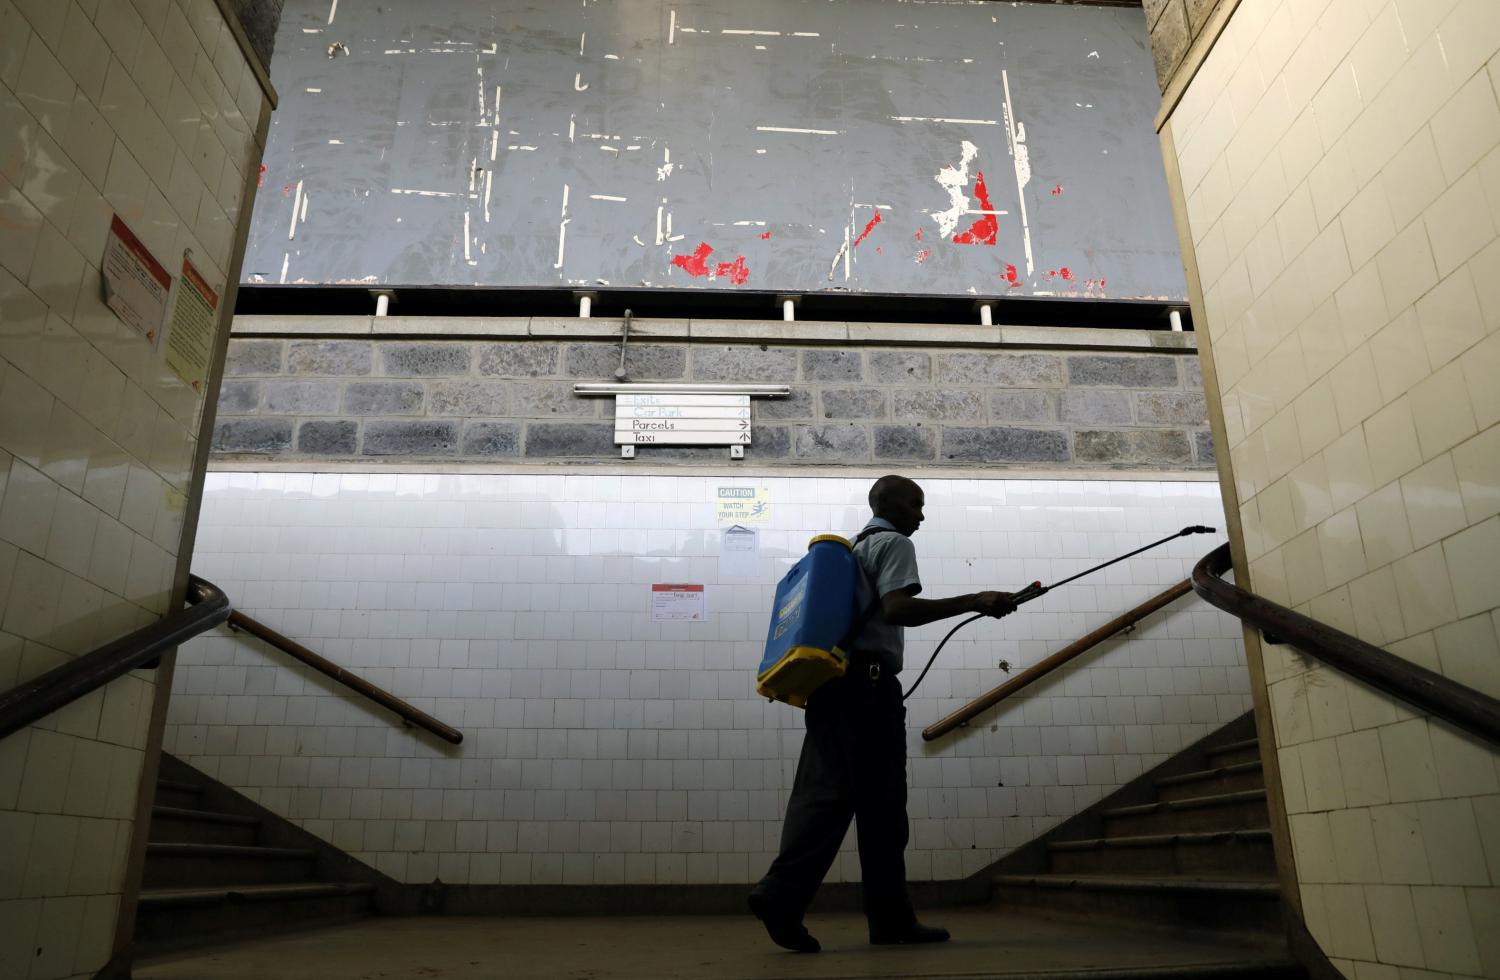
left=901, top=525, right=1217, bottom=701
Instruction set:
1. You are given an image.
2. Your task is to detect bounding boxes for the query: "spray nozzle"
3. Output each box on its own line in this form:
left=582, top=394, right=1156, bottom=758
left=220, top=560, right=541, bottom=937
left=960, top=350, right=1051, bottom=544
left=1181, top=525, right=1216, bottom=535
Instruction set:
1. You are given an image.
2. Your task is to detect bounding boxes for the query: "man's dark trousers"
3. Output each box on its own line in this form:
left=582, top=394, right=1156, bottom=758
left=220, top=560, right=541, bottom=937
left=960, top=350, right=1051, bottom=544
left=753, top=665, right=917, bottom=931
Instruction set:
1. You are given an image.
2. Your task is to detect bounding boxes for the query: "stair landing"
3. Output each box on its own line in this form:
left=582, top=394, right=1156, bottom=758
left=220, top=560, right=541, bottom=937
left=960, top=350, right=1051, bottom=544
left=135, top=908, right=1298, bottom=980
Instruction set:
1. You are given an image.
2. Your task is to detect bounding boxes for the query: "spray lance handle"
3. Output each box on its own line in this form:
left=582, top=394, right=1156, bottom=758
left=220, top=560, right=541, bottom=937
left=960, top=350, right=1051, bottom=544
left=1009, top=580, right=1048, bottom=606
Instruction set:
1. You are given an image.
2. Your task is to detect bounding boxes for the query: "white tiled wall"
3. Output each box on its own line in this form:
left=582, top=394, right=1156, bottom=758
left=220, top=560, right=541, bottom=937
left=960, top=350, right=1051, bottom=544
left=168, top=471, right=1247, bottom=888
left=0, top=0, right=267, bottom=975
left=1167, top=0, right=1500, bottom=975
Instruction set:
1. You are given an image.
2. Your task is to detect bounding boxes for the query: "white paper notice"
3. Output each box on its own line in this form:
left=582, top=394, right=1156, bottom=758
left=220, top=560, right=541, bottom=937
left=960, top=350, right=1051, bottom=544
left=101, top=215, right=171, bottom=348
left=719, top=527, right=759, bottom=578
left=651, top=583, right=707, bottom=621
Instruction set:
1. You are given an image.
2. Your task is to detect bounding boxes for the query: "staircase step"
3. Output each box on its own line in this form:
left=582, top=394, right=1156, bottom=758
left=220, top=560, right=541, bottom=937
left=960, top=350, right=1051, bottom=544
left=1048, top=830, right=1276, bottom=877
left=1155, top=761, right=1264, bottom=802
left=133, top=883, right=375, bottom=955
left=155, top=778, right=203, bottom=809
left=991, top=874, right=1285, bottom=934
left=143, top=843, right=317, bottom=888
left=149, top=806, right=261, bottom=846
left=1207, top=738, right=1261, bottom=768
left=1104, top=790, right=1270, bottom=837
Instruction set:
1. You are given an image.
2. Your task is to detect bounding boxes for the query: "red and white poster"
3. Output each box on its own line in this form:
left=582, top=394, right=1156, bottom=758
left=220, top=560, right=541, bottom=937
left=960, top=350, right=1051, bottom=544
left=650, top=583, right=707, bottom=622
left=100, top=215, right=171, bottom=348
left=165, top=257, right=219, bottom=392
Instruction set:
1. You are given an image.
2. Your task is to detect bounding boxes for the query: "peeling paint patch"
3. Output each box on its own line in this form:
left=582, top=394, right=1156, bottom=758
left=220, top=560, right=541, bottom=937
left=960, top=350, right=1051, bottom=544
left=953, top=172, right=998, bottom=245
left=914, top=249, right=930, bottom=264
left=932, top=140, right=978, bottom=239
left=756, top=125, right=840, bottom=135
left=673, top=242, right=749, bottom=284
left=852, top=210, right=882, bottom=247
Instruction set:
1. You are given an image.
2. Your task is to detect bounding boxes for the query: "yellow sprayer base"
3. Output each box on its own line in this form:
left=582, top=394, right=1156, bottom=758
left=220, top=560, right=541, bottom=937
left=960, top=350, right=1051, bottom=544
left=756, top=646, right=848, bottom=708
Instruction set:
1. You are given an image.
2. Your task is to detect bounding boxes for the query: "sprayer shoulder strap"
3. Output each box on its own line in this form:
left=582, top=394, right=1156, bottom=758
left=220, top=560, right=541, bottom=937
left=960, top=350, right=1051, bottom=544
left=838, top=527, right=891, bottom=652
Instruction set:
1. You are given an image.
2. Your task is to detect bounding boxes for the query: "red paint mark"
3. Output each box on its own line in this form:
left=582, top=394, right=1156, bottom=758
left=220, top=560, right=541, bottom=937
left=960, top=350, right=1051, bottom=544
left=714, top=255, right=750, bottom=285
left=759, top=230, right=772, bottom=239
left=1051, top=184, right=1063, bottom=196
left=282, top=184, right=292, bottom=195
left=1002, top=264, right=1021, bottom=288
left=875, top=246, right=883, bottom=255
left=671, top=242, right=750, bottom=284
left=852, top=210, right=883, bottom=247
left=1060, top=267, right=1073, bottom=281
left=953, top=171, right=998, bottom=245
left=914, top=227, right=923, bottom=241
left=915, top=249, right=930, bottom=264
left=258, top=164, right=266, bottom=188
left=673, top=242, right=714, bottom=277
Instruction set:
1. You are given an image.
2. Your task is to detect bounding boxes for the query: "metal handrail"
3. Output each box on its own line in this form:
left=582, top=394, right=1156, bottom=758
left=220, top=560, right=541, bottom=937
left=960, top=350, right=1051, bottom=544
left=923, top=579, right=1195, bottom=741
left=0, top=576, right=232, bottom=741
left=0, top=576, right=463, bottom=746
left=227, top=610, right=463, bottom=744
left=1192, top=543, right=1500, bottom=746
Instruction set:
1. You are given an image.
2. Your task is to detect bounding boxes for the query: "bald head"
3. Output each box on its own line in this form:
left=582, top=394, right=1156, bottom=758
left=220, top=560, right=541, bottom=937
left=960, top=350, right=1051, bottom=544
left=869, top=475, right=924, bottom=536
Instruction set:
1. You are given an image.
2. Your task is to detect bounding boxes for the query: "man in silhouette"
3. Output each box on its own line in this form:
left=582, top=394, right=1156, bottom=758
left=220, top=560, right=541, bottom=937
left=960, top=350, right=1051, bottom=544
left=749, top=475, right=1017, bottom=952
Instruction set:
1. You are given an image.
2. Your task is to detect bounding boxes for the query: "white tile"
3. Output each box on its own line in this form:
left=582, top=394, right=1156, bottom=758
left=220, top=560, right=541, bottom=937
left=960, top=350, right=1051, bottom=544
left=0, top=171, right=44, bottom=281
left=1415, top=264, right=1486, bottom=369
left=0, top=360, right=54, bottom=468
left=58, top=1, right=110, bottom=104
left=1348, top=3, right=1409, bottom=102
left=14, top=33, right=74, bottom=139
left=1411, top=885, right=1484, bottom=974
left=1399, top=455, right=1467, bottom=551
left=1407, top=359, right=1478, bottom=460
left=1451, top=425, right=1500, bottom=525
left=1356, top=481, right=1414, bottom=567
left=1379, top=719, right=1441, bottom=803
left=1342, top=178, right=1399, bottom=271
left=1382, top=126, right=1448, bottom=233
left=1392, top=542, right=1460, bottom=635
left=1347, top=566, right=1406, bottom=646
left=1427, top=169, right=1497, bottom=279
left=1364, top=884, right=1425, bottom=967
left=1329, top=347, right=1384, bottom=434
left=1443, top=516, right=1500, bottom=618
left=1375, top=221, right=1440, bottom=320
left=0, top=1, right=35, bottom=91
left=1436, top=0, right=1500, bottom=88
left=44, top=489, right=97, bottom=577
left=1461, top=328, right=1500, bottom=429
left=0, top=456, right=58, bottom=554
left=1369, top=310, right=1432, bottom=406
left=1363, top=397, right=1423, bottom=488
left=1431, top=69, right=1500, bottom=185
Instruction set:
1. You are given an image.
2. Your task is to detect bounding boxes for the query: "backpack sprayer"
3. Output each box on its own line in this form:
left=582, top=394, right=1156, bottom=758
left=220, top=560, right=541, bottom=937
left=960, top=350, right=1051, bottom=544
left=757, top=525, right=1217, bottom=707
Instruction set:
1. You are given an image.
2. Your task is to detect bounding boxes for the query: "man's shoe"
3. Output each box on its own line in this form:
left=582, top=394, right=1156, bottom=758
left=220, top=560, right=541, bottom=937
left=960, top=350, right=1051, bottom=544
left=747, top=891, right=821, bottom=953
left=869, top=922, right=950, bottom=945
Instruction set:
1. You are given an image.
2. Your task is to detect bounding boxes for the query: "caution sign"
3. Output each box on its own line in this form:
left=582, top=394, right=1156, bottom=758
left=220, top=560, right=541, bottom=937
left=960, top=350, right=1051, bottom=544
left=715, top=485, right=771, bottom=524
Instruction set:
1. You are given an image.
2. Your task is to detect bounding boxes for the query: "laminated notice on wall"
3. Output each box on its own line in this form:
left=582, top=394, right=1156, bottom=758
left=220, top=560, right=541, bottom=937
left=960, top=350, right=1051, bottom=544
left=101, top=215, right=171, bottom=348
left=651, top=583, right=707, bottom=621
left=719, top=526, right=759, bottom=578
left=164, top=257, right=219, bottom=392
left=715, top=485, right=771, bottom=524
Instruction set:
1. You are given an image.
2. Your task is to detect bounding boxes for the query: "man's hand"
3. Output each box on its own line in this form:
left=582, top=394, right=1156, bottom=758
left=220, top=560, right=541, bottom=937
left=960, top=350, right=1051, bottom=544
left=971, top=591, right=1017, bottom=618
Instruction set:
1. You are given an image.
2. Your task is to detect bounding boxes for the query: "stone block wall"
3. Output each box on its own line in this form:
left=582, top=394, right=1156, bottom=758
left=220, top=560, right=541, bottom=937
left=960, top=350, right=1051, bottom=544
left=1144, top=0, right=1228, bottom=89
left=212, top=328, right=1212, bottom=470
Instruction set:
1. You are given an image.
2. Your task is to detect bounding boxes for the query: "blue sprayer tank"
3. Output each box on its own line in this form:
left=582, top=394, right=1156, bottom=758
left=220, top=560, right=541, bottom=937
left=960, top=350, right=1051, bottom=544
left=757, top=535, right=860, bottom=707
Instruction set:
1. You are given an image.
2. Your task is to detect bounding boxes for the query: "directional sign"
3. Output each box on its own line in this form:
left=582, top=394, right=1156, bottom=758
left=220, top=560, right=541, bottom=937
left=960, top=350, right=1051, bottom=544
left=614, top=394, right=753, bottom=446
